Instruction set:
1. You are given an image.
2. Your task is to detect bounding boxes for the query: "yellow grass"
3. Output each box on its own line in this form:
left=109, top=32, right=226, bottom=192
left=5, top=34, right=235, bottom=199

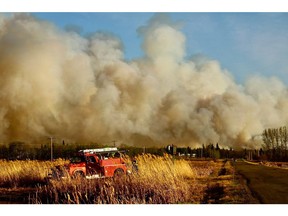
left=134, top=154, right=196, bottom=180
left=0, top=159, right=67, bottom=187
left=33, top=154, right=207, bottom=204
left=0, top=156, right=253, bottom=204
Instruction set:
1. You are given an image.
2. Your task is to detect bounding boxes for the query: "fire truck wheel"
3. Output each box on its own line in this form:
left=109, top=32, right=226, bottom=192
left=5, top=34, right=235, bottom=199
left=73, top=171, right=85, bottom=179
left=114, top=168, right=124, bottom=177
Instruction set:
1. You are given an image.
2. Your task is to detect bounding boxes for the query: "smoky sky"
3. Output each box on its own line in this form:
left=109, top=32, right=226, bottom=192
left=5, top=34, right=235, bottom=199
left=0, top=13, right=288, bottom=149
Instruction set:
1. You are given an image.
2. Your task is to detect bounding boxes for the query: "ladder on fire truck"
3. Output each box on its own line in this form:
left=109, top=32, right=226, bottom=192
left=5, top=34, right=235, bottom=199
left=78, top=147, right=118, bottom=154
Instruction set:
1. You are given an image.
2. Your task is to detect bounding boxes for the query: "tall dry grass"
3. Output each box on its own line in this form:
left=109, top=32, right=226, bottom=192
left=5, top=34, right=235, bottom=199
left=134, top=154, right=196, bottom=180
left=0, top=155, right=231, bottom=204
left=0, top=159, right=67, bottom=187
left=0, top=157, right=257, bottom=204
left=33, top=154, right=208, bottom=204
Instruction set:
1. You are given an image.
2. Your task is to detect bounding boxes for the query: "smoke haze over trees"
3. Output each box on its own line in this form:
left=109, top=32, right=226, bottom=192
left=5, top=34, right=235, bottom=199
left=1, top=13, right=288, bottom=149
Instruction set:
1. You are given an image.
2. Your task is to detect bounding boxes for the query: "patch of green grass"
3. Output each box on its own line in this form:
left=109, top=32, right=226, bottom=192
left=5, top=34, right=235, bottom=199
left=235, top=161, right=288, bottom=204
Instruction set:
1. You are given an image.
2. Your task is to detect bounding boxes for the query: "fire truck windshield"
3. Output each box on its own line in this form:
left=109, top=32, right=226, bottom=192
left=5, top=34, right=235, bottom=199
left=70, top=155, right=86, bottom=163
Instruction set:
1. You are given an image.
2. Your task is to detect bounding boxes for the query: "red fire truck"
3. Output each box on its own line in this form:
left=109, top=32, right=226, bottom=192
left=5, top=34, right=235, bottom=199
left=49, top=147, right=132, bottom=179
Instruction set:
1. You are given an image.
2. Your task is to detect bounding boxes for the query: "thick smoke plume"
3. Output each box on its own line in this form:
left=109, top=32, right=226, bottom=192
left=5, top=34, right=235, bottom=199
left=0, top=13, right=288, bottom=149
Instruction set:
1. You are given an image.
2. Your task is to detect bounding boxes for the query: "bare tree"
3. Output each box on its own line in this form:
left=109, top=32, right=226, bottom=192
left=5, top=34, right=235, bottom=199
left=262, top=126, right=288, bottom=161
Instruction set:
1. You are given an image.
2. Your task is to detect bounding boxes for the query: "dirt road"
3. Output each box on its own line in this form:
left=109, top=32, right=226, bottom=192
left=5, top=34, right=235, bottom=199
left=235, top=160, right=288, bottom=204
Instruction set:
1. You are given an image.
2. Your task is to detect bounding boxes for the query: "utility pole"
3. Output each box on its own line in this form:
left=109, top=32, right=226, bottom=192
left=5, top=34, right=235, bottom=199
left=112, top=140, right=116, bottom=147
left=48, top=136, right=55, bottom=162
left=201, top=144, right=204, bottom=158
left=233, top=158, right=236, bottom=185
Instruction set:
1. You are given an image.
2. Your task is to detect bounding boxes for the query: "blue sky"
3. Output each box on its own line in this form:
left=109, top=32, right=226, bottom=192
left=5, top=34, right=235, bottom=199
left=32, top=12, right=288, bottom=85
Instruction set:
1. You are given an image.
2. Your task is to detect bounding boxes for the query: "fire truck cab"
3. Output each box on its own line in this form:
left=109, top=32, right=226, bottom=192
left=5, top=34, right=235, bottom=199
left=50, top=147, right=130, bottom=179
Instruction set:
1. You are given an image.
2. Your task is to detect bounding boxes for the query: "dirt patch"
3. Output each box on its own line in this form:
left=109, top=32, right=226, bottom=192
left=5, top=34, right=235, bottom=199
left=201, top=160, right=260, bottom=204
left=202, top=183, right=224, bottom=204
left=218, top=168, right=227, bottom=176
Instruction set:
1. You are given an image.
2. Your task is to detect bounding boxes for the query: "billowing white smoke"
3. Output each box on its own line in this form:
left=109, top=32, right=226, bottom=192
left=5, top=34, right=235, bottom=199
left=0, top=13, right=287, bottom=149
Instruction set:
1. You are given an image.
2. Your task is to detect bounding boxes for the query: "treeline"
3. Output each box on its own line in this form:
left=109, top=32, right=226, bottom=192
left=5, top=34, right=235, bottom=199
left=0, top=141, right=105, bottom=160
left=123, top=143, right=241, bottom=159
left=0, top=141, right=169, bottom=160
left=0, top=141, right=241, bottom=160
left=176, top=143, right=241, bottom=159
left=262, top=126, right=288, bottom=161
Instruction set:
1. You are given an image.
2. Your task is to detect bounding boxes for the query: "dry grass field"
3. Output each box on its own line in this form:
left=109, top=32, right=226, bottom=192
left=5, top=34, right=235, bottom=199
left=0, top=155, right=258, bottom=204
left=33, top=154, right=206, bottom=204
left=0, top=159, right=67, bottom=187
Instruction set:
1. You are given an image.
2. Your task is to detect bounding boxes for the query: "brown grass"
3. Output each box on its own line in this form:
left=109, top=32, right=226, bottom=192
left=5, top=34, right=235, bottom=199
left=0, top=156, right=258, bottom=204
left=0, top=159, right=67, bottom=187
left=33, top=154, right=208, bottom=204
